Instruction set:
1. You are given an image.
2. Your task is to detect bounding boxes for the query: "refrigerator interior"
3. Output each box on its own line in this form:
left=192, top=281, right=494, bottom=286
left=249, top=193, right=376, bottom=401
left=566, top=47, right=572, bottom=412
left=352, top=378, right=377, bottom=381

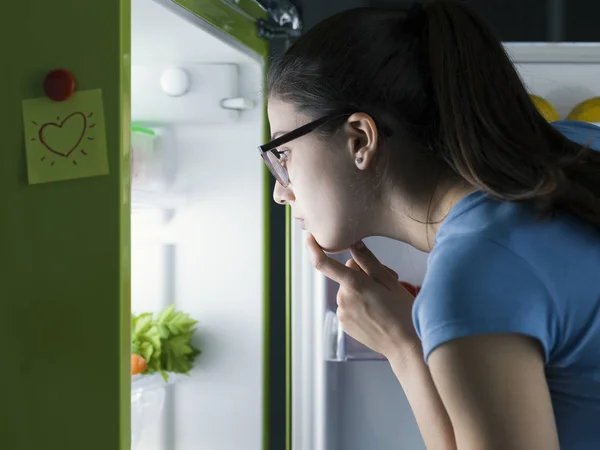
left=291, top=43, right=600, bottom=450
left=130, top=1, right=266, bottom=449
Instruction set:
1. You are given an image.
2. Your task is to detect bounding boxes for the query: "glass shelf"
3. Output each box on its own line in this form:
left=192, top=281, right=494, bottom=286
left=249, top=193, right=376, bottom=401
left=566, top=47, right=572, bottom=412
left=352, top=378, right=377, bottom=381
left=323, top=311, right=387, bottom=362
left=322, top=280, right=421, bottom=362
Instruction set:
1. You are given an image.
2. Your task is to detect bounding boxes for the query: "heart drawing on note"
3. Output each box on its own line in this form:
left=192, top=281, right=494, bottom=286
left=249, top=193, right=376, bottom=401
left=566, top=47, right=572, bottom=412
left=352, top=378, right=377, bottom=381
left=38, top=112, right=87, bottom=158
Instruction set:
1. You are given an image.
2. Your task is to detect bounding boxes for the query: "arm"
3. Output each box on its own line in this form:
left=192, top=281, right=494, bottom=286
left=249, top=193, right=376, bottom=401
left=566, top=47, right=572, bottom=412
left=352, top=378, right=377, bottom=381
left=390, top=334, right=560, bottom=450
left=305, top=236, right=559, bottom=449
left=407, top=237, right=561, bottom=449
left=427, top=333, right=560, bottom=450
left=389, top=345, right=457, bottom=450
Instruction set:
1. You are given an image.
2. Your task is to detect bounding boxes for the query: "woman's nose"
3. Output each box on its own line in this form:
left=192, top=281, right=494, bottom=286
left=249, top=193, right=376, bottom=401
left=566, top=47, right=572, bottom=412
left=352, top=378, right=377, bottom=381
left=273, top=181, right=295, bottom=205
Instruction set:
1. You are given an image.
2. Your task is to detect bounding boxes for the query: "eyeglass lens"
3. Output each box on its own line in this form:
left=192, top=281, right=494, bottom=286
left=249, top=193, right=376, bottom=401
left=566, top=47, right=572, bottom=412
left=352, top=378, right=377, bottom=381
left=261, top=150, right=289, bottom=186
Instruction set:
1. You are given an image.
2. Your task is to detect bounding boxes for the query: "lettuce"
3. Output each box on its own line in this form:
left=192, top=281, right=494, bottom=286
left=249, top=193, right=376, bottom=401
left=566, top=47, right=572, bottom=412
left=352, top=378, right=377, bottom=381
left=131, top=305, right=200, bottom=381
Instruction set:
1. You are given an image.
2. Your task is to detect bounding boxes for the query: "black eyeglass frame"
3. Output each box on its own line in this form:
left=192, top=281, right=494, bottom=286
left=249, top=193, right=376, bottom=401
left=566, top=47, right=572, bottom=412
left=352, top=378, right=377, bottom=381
left=258, top=111, right=354, bottom=187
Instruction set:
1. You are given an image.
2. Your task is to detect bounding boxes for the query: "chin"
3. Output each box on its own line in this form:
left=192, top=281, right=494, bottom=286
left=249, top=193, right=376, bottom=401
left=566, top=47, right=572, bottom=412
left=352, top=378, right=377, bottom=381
left=313, top=232, right=357, bottom=255
left=320, top=245, right=348, bottom=255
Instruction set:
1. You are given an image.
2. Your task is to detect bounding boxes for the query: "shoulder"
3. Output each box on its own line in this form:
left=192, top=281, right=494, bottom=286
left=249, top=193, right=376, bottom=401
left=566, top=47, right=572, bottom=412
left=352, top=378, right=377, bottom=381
left=413, top=235, right=558, bottom=363
left=434, top=191, right=538, bottom=246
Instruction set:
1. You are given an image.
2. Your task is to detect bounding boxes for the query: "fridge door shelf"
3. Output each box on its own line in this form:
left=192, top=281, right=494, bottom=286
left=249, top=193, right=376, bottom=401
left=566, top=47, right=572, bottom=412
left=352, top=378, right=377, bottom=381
left=323, top=311, right=387, bottom=362
left=131, top=372, right=184, bottom=450
left=131, top=371, right=185, bottom=391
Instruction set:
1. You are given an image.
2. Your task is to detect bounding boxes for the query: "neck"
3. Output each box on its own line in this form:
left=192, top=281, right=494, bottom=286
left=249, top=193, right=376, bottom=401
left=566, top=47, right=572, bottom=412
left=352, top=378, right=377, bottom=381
left=373, top=181, right=476, bottom=252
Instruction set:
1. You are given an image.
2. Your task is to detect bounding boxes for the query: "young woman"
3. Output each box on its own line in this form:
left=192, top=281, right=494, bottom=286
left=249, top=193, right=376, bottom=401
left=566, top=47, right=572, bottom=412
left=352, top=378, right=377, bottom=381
left=259, top=1, right=600, bottom=449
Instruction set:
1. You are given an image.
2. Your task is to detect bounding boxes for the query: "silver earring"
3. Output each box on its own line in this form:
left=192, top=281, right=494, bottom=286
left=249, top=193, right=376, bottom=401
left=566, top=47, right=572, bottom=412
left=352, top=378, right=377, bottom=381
left=356, top=157, right=363, bottom=164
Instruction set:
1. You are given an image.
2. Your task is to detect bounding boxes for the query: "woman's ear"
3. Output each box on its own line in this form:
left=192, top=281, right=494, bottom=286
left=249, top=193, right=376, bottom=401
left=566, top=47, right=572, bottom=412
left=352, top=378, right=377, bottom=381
left=344, top=112, right=379, bottom=170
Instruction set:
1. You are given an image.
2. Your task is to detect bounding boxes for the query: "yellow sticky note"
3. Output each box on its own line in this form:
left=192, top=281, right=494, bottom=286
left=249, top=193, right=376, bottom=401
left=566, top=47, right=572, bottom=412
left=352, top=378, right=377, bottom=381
left=22, top=89, right=109, bottom=184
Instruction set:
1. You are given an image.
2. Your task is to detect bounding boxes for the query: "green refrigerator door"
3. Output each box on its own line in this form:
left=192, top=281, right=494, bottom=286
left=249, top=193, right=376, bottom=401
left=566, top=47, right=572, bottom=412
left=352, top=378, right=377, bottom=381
left=0, top=1, right=131, bottom=450
left=1, top=0, right=278, bottom=449
left=171, top=0, right=269, bottom=58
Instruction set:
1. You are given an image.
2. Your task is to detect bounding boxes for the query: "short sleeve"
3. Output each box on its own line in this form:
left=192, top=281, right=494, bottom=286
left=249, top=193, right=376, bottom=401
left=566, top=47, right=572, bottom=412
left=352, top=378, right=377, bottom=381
left=412, top=236, right=559, bottom=363
left=551, top=120, right=600, bottom=150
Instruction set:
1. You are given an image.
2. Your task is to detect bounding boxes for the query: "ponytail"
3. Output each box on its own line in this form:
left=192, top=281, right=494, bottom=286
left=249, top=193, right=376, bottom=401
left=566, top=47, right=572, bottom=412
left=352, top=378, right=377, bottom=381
left=424, top=1, right=600, bottom=226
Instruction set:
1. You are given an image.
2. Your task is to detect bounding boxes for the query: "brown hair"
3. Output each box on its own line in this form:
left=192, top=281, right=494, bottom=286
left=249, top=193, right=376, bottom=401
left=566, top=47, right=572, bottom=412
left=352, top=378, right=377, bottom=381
left=268, top=1, right=600, bottom=226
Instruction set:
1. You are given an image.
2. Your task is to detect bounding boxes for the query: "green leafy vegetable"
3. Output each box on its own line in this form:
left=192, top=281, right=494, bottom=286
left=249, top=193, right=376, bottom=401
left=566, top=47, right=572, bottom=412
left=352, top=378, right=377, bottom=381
left=131, top=305, right=200, bottom=380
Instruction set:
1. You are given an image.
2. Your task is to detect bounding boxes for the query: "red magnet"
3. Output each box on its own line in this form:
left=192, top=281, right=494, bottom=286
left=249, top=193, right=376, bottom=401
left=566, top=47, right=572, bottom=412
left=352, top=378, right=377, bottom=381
left=43, top=69, right=75, bottom=101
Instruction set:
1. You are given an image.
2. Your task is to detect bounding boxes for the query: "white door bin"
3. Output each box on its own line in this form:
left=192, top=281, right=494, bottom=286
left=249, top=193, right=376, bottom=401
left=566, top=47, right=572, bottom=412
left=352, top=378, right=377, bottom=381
left=131, top=373, right=182, bottom=449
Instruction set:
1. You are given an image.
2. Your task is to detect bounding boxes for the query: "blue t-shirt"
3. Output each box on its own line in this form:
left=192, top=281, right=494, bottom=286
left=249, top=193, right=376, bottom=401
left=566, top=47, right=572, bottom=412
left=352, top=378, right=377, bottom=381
left=413, top=120, right=600, bottom=449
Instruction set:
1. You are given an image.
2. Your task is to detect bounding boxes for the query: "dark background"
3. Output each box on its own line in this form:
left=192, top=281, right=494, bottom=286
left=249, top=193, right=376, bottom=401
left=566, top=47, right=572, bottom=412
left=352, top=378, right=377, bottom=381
left=262, top=1, right=600, bottom=449
left=294, top=0, right=600, bottom=41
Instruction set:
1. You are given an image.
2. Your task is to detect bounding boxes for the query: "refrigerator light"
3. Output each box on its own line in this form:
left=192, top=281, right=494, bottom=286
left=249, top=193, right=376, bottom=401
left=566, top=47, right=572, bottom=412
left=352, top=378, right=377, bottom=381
left=160, top=67, right=191, bottom=97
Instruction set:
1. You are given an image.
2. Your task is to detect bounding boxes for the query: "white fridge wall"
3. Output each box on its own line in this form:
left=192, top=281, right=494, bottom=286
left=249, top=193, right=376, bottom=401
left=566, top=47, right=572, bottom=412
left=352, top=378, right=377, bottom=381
left=169, top=119, right=265, bottom=450
left=131, top=64, right=241, bottom=124
left=507, top=44, right=600, bottom=120
left=294, top=44, right=600, bottom=450
left=516, top=63, right=600, bottom=118
left=131, top=1, right=266, bottom=449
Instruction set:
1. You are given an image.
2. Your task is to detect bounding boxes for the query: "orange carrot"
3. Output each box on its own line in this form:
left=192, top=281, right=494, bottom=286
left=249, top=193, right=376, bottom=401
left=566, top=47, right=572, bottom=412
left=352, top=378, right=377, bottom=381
left=131, top=353, right=148, bottom=375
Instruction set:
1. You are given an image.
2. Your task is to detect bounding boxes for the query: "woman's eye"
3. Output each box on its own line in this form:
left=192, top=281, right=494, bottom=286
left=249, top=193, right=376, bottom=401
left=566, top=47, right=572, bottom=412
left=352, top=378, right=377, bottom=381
left=279, top=149, right=290, bottom=163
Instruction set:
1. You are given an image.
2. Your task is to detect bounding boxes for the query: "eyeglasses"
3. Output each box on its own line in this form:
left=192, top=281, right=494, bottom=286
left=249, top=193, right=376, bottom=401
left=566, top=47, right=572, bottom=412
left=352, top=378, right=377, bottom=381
left=258, top=111, right=353, bottom=187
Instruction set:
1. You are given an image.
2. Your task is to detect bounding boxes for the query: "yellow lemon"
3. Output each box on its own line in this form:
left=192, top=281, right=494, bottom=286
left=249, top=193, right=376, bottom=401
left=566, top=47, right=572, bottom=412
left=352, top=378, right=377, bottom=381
left=530, top=95, right=560, bottom=122
left=567, top=97, right=600, bottom=123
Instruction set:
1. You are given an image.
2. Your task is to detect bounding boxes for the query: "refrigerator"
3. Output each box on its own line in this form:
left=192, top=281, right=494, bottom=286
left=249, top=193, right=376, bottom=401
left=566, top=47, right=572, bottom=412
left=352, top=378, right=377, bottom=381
left=3, top=1, right=600, bottom=450
left=290, top=43, right=600, bottom=450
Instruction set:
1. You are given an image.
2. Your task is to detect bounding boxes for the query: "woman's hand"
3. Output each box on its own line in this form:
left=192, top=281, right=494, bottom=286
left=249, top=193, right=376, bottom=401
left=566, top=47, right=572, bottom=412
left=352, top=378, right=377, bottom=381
left=307, top=234, right=460, bottom=449
left=306, top=234, right=420, bottom=360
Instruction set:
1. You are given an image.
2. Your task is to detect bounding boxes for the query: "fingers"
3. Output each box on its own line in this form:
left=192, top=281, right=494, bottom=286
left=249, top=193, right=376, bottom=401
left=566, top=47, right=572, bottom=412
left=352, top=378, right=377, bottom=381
left=306, top=235, right=399, bottom=292
left=306, top=234, right=363, bottom=287
left=384, top=265, right=398, bottom=279
left=346, top=258, right=363, bottom=272
left=349, top=241, right=392, bottom=280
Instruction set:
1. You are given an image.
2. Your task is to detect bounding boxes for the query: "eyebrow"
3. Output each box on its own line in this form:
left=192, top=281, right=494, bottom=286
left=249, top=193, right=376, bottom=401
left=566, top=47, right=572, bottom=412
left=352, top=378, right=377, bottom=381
left=271, top=131, right=287, bottom=140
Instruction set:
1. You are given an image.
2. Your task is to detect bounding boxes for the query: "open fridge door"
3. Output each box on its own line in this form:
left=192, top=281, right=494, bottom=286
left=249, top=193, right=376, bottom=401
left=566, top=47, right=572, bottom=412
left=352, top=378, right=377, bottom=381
left=1, top=1, right=131, bottom=450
